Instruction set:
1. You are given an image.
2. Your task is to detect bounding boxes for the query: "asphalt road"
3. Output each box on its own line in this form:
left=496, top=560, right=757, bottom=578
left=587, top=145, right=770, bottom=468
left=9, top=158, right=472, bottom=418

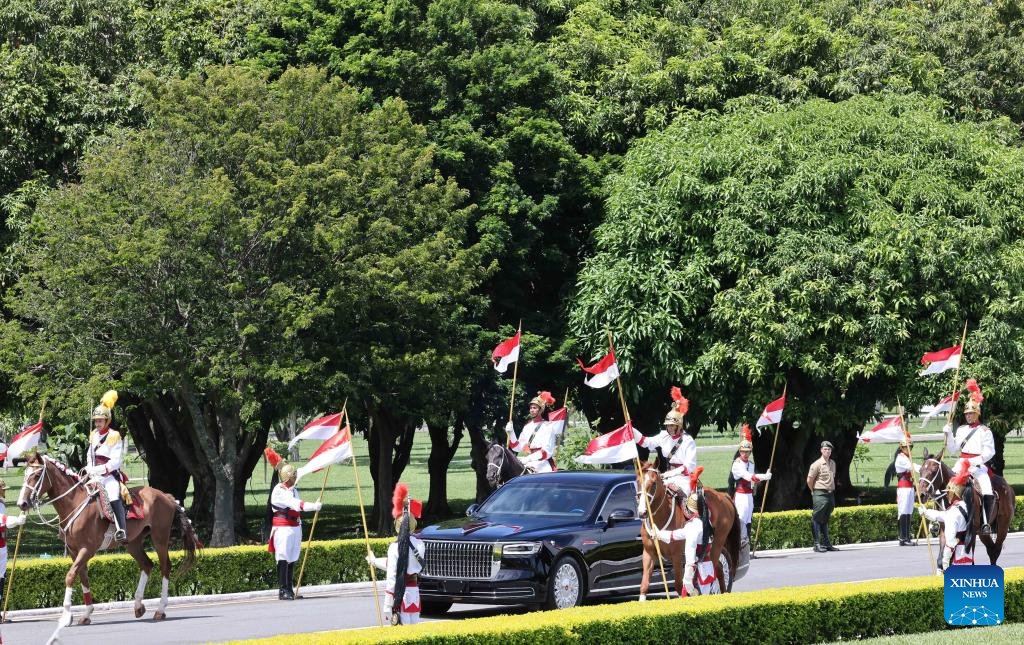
left=5, top=533, right=1022, bottom=645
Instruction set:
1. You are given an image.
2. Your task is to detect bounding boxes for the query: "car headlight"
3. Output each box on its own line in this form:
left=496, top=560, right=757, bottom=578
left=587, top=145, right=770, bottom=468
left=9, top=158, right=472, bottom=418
left=501, top=542, right=542, bottom=557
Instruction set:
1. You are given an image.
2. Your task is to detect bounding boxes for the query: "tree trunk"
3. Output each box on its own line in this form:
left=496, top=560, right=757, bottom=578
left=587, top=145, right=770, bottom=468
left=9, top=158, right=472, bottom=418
left=468, top=423, right=492, bottom=503
left=754, top=421, right=813, bottom=511
left=367, top=405, right=418, bottom=535
left=425, top=417, right=463, bottom=518
left=122, top=400, right=189, bottom=502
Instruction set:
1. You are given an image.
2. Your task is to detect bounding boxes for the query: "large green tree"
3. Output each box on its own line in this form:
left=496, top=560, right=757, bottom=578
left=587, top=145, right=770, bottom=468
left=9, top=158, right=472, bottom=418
left=2, top=65, right=483, bottom=543
left=571, top=94, right=1024, bottom=508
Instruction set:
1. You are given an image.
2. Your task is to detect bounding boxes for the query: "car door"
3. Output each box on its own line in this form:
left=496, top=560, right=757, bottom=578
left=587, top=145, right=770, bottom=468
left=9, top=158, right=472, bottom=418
left=589, top=481, right=645, bottom=591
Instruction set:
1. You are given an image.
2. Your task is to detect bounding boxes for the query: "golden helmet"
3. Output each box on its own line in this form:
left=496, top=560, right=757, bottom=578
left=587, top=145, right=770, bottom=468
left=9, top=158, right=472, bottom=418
left=91, top=390, right=118, bottom=421
left=685, top=492, right=699, bottom=515
left=279, top=463, right=297, bottom=484
left=738, top=440, right=753, bottom=452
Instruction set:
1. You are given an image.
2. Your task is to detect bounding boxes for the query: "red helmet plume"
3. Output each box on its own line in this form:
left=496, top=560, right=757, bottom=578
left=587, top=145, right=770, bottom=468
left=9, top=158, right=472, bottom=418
left=264, top=447, right=282, bottom=469
left=741, top=424, right=752, bottom=442
left=689, top=465, right=704, bottom=493
left=965, top=378, right=984, bottom=403
left=538, top=391, right=556, bottom=408
left=392, top=482, right=409, bottom=519
left=950, top=469, right=970, bottom=488
left=670, top=386, right=689, bottom=415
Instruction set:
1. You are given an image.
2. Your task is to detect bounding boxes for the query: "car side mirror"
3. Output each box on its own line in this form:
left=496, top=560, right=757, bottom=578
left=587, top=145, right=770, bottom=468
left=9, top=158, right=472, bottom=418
left=466, top=503, right=479, bottom=517
left=607, top=509, right=635, bottom=525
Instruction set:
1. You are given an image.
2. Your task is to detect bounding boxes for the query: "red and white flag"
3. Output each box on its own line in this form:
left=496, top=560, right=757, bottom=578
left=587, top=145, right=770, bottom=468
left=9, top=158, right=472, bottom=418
left=755, top=394, right=786, bottom=431
left=4, top=421, right=43, bottom=466
left=297, top=425, right=353, bottom=481
left=492, top=330, right=521, bottom=374
left=858, top=416, right=903, bottom=443
left=577, top=350, right=620, bottom=389
left=289, top=412, right=344, bottom=450
left=919, top=345, right=962, bottom=376
left=575, top=422, right=638, bottom=465
left=921, top=392, right=960, bottom=427
left=544, top=407, right=568, bottom=437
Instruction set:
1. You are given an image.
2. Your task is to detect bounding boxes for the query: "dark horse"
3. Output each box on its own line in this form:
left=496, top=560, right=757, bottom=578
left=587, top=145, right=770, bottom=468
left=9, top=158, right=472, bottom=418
left=917, top=447, right=1015, bottom=567
left=637, top=465, right=741, bottom=597
left=485, top=442, right=526, bottom=489
left=18, top=453, right=201, bottom=627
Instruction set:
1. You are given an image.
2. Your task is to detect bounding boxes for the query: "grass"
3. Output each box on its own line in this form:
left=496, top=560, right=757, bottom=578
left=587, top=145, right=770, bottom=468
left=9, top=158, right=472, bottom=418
left=7, top=425, right=1024, bottom=558
left=822, top=622, right=1022, bottom=644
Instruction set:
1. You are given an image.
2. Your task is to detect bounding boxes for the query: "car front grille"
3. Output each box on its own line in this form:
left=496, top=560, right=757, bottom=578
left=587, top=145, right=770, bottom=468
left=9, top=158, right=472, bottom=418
left=421, top=540, right=497, bottom=580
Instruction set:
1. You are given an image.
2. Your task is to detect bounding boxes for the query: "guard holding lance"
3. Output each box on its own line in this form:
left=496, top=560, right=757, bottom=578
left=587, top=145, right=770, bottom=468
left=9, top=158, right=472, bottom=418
left=367, top=483, right=424, bottom=625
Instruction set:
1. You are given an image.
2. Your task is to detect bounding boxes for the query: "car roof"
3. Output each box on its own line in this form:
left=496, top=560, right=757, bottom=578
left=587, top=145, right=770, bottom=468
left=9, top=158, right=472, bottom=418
left=505, top=470, right=636, bottom=486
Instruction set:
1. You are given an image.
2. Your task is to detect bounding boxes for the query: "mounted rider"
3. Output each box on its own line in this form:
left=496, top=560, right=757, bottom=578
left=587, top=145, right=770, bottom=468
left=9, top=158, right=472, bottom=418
left=507, top=391, right=557, bottom=473
left=367, top=483, right=424, bottom=625
left=731, top=424, right=771, bottom=545
left=264, top=447, right=321, bottom=600
left=943, top=379, right=996, bottom=535
left=654, top=467, right=716, bottom=596
left=634, top=387, right=697, bottom=500
left=84, top=390, right=129, bottom=543
left=893, top=436, right=919, bottom=546
left=919, top=469, right=975, bottom=571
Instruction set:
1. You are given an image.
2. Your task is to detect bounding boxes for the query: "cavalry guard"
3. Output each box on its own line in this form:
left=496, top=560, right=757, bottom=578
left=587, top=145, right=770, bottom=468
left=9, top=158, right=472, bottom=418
left=634, top=387, right=697, bottom=498
left=731, top=424, right=771, bottom=544
left=507, top=391, right=557, bottom=473
left=84, top=390, right=129, bottom=543
left=367, top=483, right=424, bottom=625
left=654, top=468, right=716, bottom=596
left=943, top=379, right=996, bottom=534
left=893, top=437, right=918, bottom=545
left=919, top=470, right=975, bottom=571
left=264, top=448, right=321, bottom=600
left=0, top=479, right=27, bottom=609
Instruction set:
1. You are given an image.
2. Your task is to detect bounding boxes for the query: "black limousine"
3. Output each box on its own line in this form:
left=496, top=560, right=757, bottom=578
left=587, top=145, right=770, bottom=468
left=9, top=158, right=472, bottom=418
left=416, top=471, right=748, bottom=613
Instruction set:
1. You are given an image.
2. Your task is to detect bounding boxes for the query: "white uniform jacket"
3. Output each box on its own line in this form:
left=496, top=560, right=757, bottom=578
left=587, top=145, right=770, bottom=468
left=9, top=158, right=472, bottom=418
left=894, top=453, right=916, bottom=515
left=88, top=429, right=126, bottom=500
left=659, top=515, right=716, bottom=595
left=508, top=420, right=544, bottom=456
left=370, top=536, right=425, bottom=623
left=635, top=429, right=697, bottom=494
left=947, top=423, right=996, bottom=468
left=267, top=483, right=309, bottom=562
left=922, top=500, right=973, bottom=566
left=731, top=457, right=760, bottom=526
left=520, top=421, right=558, bottom=473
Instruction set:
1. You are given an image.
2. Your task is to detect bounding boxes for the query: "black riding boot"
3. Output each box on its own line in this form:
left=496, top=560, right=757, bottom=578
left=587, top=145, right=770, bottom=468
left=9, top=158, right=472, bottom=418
left=286, top=561, right=297, bottom=599
left=746, top=523, right=752, bottom=545
left=277, top=561, right=292, bottom=600
left=898, top=514, right=911, bottom=545
left=822, top=523, right=839, bottom=551
left=110, top=498, right=128, bottom=543
left=982, top=494, right=996, bottom=535
left=812, top=521, right=825, bottom=552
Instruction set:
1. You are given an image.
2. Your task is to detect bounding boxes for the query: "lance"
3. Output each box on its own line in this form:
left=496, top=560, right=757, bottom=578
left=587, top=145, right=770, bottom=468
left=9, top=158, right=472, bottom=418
left=752, top=382, right=787, bottom=555
left=350, top=409, right=384, bottom=627
left=937, top=322, right=969, bottom=460
left=506, top=321, right=522, bottom=448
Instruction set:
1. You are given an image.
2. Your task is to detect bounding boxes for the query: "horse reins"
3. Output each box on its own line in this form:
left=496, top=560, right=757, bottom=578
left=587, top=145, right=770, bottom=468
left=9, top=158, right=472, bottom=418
left=22, top=458, right=91, bottom=536
left=639, top=470, right=676, bottom=534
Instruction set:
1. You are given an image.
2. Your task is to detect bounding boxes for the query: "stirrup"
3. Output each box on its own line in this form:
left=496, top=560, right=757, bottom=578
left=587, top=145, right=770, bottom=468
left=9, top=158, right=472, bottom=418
left=981, top=523, right=992, bottom=536
left=114, top=528, right=128, bottom=543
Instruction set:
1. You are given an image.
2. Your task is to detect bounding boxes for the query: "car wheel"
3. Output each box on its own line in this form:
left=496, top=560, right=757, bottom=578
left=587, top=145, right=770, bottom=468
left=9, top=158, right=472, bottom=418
left=544, top=556, right=584, bottom=610
left=420, top=600, right=453, bottom=616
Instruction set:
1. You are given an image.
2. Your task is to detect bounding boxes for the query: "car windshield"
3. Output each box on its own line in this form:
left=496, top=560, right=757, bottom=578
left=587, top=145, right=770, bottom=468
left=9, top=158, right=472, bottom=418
left=477, top=481, right=602, bottom=517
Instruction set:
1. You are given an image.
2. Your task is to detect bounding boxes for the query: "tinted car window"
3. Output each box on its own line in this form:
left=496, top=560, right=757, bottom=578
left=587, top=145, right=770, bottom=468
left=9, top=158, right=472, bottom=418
left=599, top=482, right=637, bottom=519
left=479, top=481, right=601, bottom=517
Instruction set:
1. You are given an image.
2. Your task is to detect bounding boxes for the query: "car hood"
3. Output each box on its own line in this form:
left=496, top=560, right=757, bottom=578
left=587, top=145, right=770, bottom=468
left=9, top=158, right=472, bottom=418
left=418, top=514, right=580, bottom=541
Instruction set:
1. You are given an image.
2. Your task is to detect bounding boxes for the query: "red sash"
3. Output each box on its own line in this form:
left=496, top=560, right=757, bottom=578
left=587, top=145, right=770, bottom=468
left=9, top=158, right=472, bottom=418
left=897, top=472, right=913, bottom=488
left=735, top=481, right=753, bottom=494
left=272, top=509, right=300, bottom=527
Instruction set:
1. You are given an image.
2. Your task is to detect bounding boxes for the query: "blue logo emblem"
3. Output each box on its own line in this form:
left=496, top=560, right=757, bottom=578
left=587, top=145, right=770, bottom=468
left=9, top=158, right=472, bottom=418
left=944, top=565, right=1003, bottom=626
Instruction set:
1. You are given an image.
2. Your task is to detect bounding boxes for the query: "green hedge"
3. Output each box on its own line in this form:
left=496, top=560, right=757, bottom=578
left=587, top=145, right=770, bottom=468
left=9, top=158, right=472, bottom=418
left=5, top=498, right=1019, bottom=611
left=224, top=568, right=1024, bottom=645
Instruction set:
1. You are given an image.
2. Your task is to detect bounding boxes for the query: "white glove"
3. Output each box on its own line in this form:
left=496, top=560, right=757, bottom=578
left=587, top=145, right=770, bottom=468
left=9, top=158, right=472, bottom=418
left=918, top=504, right=927, bottom=516
left=941, top=548, right=952, bottom=570
left=365, top=554, right=375, bottom=566
left=505, top=421, right=514, bottom=434
left=305, top=501, right=322, bottom=512
left=632, top=428, right=643, bottom=443
left=913, top=464, right=921, bottom=473
left=942, top=423, right=952, bottom=435
left=85, top=465, right=106, bottom=478
left=655, top=528, right=673, bottom=544
left=757, top=471, right=772, bottom=481
left=682, top=564, right=697, bottom=596
left=5, top=514, right=26, bottom=528
left=383, top=594, right=394, bottom=617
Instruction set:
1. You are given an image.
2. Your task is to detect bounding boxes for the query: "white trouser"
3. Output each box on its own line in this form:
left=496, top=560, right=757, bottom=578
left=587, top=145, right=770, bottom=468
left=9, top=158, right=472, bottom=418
left=664, top=473, right=692, bottom=496
left=269, top=525, right=301, bottom=562
left=0, top=545, right=6, bottom=577
left=524, top=458, right=553, bottom=473
left=98, top=474, right=121, bottom=501
left=896, top=488, right=915, bottom=515
left=968, top=464, right=993, bottom=495
left=390, top=586, right=421, bottom=624
left=734, top=491, right=754, bottom=525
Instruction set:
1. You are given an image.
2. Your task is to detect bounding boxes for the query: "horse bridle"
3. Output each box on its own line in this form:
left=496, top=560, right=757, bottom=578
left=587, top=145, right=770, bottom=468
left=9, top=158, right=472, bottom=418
left=21, top=457, right=90, bottom=533
left=919, top=458, right=949, bottom=510
left=638, top=470, right=675, bottom=533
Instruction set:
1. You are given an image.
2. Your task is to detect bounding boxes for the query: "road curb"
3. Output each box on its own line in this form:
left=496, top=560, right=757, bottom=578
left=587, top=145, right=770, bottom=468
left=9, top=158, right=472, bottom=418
left=3, top=581, right=376, bottom=621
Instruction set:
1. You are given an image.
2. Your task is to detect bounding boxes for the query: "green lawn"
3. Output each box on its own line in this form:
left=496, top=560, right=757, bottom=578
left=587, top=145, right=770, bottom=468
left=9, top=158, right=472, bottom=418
left=7, top=428, right=1024, bottom=558
left=822, top=622, right=1021, bottom=644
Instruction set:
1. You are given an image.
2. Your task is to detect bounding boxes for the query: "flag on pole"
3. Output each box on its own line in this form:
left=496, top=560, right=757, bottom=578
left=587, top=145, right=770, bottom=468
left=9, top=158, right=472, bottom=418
left=289, top=412, right=344, bottom=450
left=919, top=345, right=962, bottom=376
left=755, top=394, right=786, bottom=433
left=575, top=422, right=638, bottom=464
left=491, top=330, right=521, bottom=374
left=858, top=415, right=904, bottom=443
left=920, top=392, right=960, bottom=427
left=544, top=407, right=568, bottom=437
left=4, top=421, right=42, bottom=466
left=297, top=425, right=353, bottom=481
left=577, top=350, right=620, bottom=389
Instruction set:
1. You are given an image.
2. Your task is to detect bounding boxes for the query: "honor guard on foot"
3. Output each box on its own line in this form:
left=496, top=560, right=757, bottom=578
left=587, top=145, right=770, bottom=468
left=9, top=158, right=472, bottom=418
left=367, top=483, right=424, bottom=625
left=0, top=479, right=27, bottom=613
left=893, top=437, right=919, bottom=545
left=654, top=468, right=717, bottom=596
left=264, top=448, right=321, bottom=600
left=507, top=392, right=557, bottom=473
left=944, top=379, right=996, bottom=535
left=731, top=424, right=771, bottom=545
left=84, top=390, right=129, bottom=543
left=919, top=470, right=975, bottom=572
left=634, top=387, right=697, bottom=500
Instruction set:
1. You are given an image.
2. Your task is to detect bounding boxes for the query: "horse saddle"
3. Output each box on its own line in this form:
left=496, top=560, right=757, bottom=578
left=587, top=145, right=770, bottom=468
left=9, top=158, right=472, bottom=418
left=97, top=487, right=146, bottom=522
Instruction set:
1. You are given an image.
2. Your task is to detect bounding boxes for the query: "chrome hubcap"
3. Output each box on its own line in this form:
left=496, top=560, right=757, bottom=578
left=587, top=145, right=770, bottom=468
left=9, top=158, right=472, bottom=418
left=553, top=562, right=580, bottom=608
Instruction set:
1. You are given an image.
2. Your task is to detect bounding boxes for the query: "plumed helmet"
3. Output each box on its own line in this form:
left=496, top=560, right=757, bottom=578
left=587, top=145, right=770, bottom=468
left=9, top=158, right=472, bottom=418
left=530, top=391, right=556, bottom=411
left=964, top=379, right=983, bottom=415
left=664, top=386, right=689, bottom=428
left=279, top=463, right=297, bottom=484
left=92, top=390, right=118, bottom=422
left=685, top=492, right=699, bottom=515
left=264, top=447, right=297, bottom=484
left=392, top=482, right=422, bottom=532
left=739, top=423, right=753, bottom=452
left=946, top=469, right=969, bottom=499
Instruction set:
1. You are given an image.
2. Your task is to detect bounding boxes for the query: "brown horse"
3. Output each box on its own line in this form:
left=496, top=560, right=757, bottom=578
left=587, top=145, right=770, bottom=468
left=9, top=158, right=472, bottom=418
left=18, top=453, right=201, bottom=627
left=637, top=465, right=741, bottom=598
left=917, top=448, right=1015, bottom=567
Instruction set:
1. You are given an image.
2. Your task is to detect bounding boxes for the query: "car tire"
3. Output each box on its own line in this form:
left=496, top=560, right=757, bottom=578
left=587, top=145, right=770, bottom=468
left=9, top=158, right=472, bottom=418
left=544, top=556, right=585, bottom=610
left=420, top=600, right=453, bottom=616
